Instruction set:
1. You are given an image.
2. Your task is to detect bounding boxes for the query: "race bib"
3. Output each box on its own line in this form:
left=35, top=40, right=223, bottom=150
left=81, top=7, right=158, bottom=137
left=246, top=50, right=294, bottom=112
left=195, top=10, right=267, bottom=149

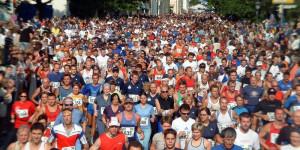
left=52, top=82, right=60, bottom=88
left=122, top=127, right=135, bottom=137
left=17, top=109, right=28, bottom=118
left=100, top=107, right=105, bottom=115
left=293, top=106, right=300, bottom=111
left=267, top=112, right=275, bottom=122
left=73, top=98, right=83, bottom=106
left=270, top=133, right=279, bottom=144
left=176, top=49, right=182, bottom=53
left=48, top=122, right=55, bottom=129
left=162, top=110, right=170, bottom=116
left=179, top=100, right=184, bottom=106
left=153, top=107, right=158, bottom=115
left=62, top=146, right=76, bottom=150
left=129, top=94, right=138, bottom=102
left=140, top=117, right=149, bottom=126
left=227, top=102, right=237, bottom=109
left=115, top=86, right=120, bottom=92
left=218, top=124, right=230, bottom=132
left=207, top=139, right=215, bottom=147
left=187, top=87, right=194, bottom=93
left=154, top=75, right=163, bottom=81
left=179, top=130, right=190, bottom=140
left=41, top=137, right=48, bottom=143
left=88, top=96, right=96, bottom=103
left=84, top=77, right=90, bottom=84
left=238, top=144, right=252, bottom=150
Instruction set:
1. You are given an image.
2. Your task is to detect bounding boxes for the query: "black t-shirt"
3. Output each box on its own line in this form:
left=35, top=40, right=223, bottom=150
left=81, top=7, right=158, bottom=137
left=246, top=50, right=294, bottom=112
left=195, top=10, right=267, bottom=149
left=20, top=27, right=33, bottom=42
left=253, top=99, right=282, bottom=125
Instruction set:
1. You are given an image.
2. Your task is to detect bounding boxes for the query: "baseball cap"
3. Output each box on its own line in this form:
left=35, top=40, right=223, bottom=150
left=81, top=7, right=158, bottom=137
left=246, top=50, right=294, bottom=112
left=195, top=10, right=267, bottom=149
left=237, top=53, right=243, bottom=57
left=124, top=97, right=134, bottom=103
left=178, top=56, right=184, bottom=60
left=113, top=67, right=119, bottom=72
left=199, top=63, right=206, bottom=68
left=256, top=61, right=262, bottom=66
left=108, top=117, right=120, bottom=127
left=159, top=50, right=164, bottom=54
left=268, top=88, right=276, bottom=95
left=232, top=61, right=237, bottom=66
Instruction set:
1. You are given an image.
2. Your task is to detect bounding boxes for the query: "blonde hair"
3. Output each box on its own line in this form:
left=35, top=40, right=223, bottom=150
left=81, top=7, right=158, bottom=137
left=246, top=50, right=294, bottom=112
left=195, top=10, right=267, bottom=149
left=191, top=122, right=204, bottom=132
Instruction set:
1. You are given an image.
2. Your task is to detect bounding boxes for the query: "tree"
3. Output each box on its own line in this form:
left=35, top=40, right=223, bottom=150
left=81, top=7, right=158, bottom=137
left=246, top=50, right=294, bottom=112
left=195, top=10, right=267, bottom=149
left=190, top=0, right=200, bottom=6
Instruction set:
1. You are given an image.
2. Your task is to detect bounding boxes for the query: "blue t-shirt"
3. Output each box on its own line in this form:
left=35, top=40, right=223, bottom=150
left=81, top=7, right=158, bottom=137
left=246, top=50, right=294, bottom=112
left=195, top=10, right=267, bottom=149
left=233, top=106, right=251, bottom=116
left=105, top=76, right=124, bottom=90
left=121, top=81, right=144, bottom=96
left=70, top=74, right=85, bottom=86
left=278, top=80, right=292, bottom=92
left=212, top=144, right=243, bottom=150
left=54, top=109, right=85, bottom=126
left=134, top=104, right=154, bottom=129
left=241, top=85, right=263, bottom=106
left=138, top=73, right=149, bottom=83
left=202, top=121, right=219, bottom=140
left=47, top=72, right=63, bottom=82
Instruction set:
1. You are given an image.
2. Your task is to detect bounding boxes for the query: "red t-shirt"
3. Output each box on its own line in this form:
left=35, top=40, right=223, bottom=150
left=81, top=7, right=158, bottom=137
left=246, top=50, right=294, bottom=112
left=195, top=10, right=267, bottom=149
left=11, top=100, right=36, bottom=128
left=176, top=76, right=195, bottom=89
left=99, top=133, right=126, bottom=150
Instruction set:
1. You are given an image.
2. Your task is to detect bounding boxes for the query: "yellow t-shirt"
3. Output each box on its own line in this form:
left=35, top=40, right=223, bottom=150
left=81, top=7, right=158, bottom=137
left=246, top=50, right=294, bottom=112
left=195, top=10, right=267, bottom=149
left=68, top=93, right=84, bottom=112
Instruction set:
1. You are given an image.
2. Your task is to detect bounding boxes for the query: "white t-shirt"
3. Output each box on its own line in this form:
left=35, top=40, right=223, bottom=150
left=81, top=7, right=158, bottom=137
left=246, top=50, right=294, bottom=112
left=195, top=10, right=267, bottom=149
left=172, top=118, right=195, bottom=149
left=183, top=60, right=198, bottom=72
left=237, top=66, right=246, bottom=77
left=96, top=55, right=109, bottom=68
left=234, top=128, right=260, bottom=150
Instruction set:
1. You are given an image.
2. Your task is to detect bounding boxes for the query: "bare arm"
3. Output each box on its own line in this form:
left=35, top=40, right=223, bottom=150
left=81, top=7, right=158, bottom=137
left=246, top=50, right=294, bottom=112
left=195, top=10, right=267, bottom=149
left=90, top=138, right=101, bottom=150
left=30, top=88, right=41, bottom=105
left=201, top=98, right=208, bottom=110
left=259, top=123, right=270, bottom=150
left=155, top=99, right=163, bottom=116
left=124, top=136, right=129, bottom=149
left=204, top=138, right=212, bottom=150
left=83, top=143, right=89, bottom=150
left=184, top=138, right=191, bottom=150
left=210, top=112, right=216, bottom=121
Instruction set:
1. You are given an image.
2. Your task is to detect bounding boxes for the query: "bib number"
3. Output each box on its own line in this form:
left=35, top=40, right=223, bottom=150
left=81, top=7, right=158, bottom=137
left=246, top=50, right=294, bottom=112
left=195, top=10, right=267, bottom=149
left=177, top=49, right=182, bottom=53
left=227, top=102, right=237, bottom=109
left=100, top=107, right=105, bottom=115
left=140, top=117, right=149, bottom=126
left=267, top=112, right=275, bottom=122
left=179, top=131, right=190, bottom=140
left=122, top=127, right=135, bottom=137
left=62, top=146, right=75, bottom=150
left=153, top=107, right=158, bottom=115
left=128, top=94, right=138, bottom=102
left=17, top=109, right=28, bottom=118
left=154, top=75, right=163, bottom=81
left=270, top=133, right=279, bottom=144
left=293, top=106, right=300, bottom=111
left=73, top=98, right=83, bottom=106
left=115, top=86, right=121, bottom=92
left=218, top=124, right=230, bottom=132
left=41, top=137, right=48, bottom=143
left=88, top=96, right=96, bottom=103
left=52, top=82, right=60, bottom=88
left=187, top=87, right=194, bottom=94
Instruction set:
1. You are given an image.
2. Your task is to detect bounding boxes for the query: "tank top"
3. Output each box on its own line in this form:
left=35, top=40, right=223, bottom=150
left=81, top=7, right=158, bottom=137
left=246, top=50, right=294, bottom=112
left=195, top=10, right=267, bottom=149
left=187, top=137, right=206, bottom=150
left=24, top=142, right=45, bottom=150
left=45, top=105, right=60, bottom=127
left=153, top=68, right=164, bottom=86
left=216, top=109, right=234, bottom=132
left=82, top=69, right=93, bottom=84
left=58, top=86, right=73, bottom=100
left=207, top=96, right=220, bottom=114
left=198, top=81, right=209, bottom=97
left=99, top=133, right=126, bottom=150
left=168, top=77, right=176, bottom=86
left=176, top=92, right=185, bottom=107
left=266, top=122, right=286, bottom=150
left=69, top=93, right=84, bottom=112
left=174, top=44, right=184, bottom=58
left=120, top=112, right=137, bottom=142
left=147, top=93, right=160, bottom=115
left=224, top=90, right=239, bottom=103
left=14, top=141, right=21, bottom=150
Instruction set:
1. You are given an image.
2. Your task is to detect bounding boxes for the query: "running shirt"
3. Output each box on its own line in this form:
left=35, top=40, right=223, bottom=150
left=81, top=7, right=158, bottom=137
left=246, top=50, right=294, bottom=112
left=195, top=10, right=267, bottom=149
left=45, top=105, right=60, bottom=128
left=99, top=133, right=126, bottom=150
left=11, top=100, right=36, bottom=128
left=234, top=128, right=260, bottom=150
left=146, top=93, right=160, bottom=115
left=41, top=128, right=51, bottom=143
left=24, top=142, right=45, bottom=150
left=81, top=83, right=102, bottom=114
left=120, top=112, right=138, bottom=142
left=58, top=86, right=73, bottom=101
left=266, top=122, right=286, bottom=150
left=187, top=137, right=206, bottom=150
left=172, top=118, right=195, bottom=149
left=134, top=104, right=154, bottom=129
left=48, top=123, right=87, bottom=150
left=68, top=93, right=84, bottom=112
left=153, top=68, right=164, bottom=86
left=82, top=69, right=93, bottom=84
left=207, top=96, right=220, bottom=114
left=215, top=109, right=235, bottom=132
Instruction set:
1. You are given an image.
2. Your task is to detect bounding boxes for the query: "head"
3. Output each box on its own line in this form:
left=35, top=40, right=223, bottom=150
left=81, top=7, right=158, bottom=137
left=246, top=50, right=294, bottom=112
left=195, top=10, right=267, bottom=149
left=37, top=114, right=48, bottom=128
left=221, top=127, right=237, bottom=149
left=128, top=141, right=143, bottom=150
left=250, top=76, right=257, bottom=87
left=227, top=80, right=236, bottom=92
left=191, top=122, right=204, bottom=140
left=62, top=74, right=71, bottom=86
left=164, top=129, right=177, bottom=150
left=19, top=91, right=28, bottom=102
left=183, top=94, right=193, bottom=105
left=275, top=107, right=285, bottom=122
left=17, top=125, right=30, bottom=144
left=124, top=97, right=134, bottom=111
left=267, top=88, right=276, bottom=100
left=30, top=123, right=45, bottom=144
left=292, top=110, right=300, bottom=127
left=72, top=82, right=81, bottom=95
left=161, top=116, right=173, bottom=131
left=239, top=113, right=252, bottom=132
left=179, top=104, right=191, bottom=121
left=62, top=108, right=73, bottom=125
left=42, top=78, right=50, bottom=88
left=210, top=85, right=219, bottom=98
left=149, top=82, right=157, bottom=94
left=47, top=93, right=56, bottom=106
left=131, top=71, right=139, bottom=84
left=108, top=117, right=121, bottom=137
left=92, top=74, right=99, bottom=84
left=199, top=108, right=211, bottom=122
left=290, top=128, right=300, bottom=147
left=160, top=85, right=169, bottom=99
left=235, top=94, right=244, bottom=108
left=220, top=96, right=229, bottom=111
left=139, top=92, right=147, bottom=105
left=185, top=67, right=193, bottom=77
left=63, top=97, right=74, bottom=110
left=111, top=93, right=121, bottom=105
left=103, top=83, right=110, bottom=95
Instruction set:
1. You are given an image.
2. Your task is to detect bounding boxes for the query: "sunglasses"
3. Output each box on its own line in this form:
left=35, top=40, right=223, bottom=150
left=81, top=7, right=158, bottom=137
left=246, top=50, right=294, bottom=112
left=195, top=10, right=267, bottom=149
left=20, top=95, right=27, bottom=97
left=65, top=104, right=73, bottom=107
left=199, top=114, right=207, bottom=117
left=181, top=112, right=190, bottom=116
left=161, top=91, right=168, bottom=93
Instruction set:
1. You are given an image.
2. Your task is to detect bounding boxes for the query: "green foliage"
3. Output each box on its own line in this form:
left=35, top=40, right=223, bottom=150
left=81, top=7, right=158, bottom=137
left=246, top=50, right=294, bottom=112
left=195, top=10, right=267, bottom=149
left=285, top=0, right=300, bottom=22
left=190, top=0, right=201, bottom=6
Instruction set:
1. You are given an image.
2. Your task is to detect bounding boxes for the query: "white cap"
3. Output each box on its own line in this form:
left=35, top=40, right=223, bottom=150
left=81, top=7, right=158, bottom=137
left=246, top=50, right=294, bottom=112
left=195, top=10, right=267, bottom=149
left=256, top=61, right=262, bottom=66
left=53, top=57, right=58, bottom=61
left=109, top=117, right=120, bottom=127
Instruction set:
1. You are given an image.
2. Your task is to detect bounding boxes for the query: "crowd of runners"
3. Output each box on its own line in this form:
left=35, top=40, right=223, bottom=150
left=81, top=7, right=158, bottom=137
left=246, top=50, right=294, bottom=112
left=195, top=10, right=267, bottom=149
left=0, top=12, right=300, bottom=150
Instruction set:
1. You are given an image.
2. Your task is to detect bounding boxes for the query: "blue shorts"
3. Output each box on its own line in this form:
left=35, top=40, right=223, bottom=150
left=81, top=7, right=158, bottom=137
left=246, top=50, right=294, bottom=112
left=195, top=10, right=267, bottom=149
left=87, top=103, right=94, bottom=114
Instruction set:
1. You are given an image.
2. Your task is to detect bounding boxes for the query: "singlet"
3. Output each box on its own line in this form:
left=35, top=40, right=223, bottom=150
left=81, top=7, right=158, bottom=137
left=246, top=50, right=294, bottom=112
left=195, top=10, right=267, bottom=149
left=153, top=68, right=164, bottom=86
left=224, top=90, right=239, bottom=103
left=176, top=92, right=186, bottom=107
left=69, top=93, right=84, bottom=112
left=216, top=109, right=234, bottom=132
left=168, top=77, right=176, bottom=86
left=58, top=86, right=73, bottom=101
left=147, top=93, right=160, bottom=115
left=120, top=112, right=137, bottom=142
left=82, top=68, right=93, bottom=84
left=207, top=96, right=220, bottom=114
left=36, top=86, right=53, bottom=101
left=99, top=133, right=126, bottom=150
left=198, top=81, right=209, bottom=97
left=266, top=122, right=286, bottom=149
left=40, top=70, right=50, bottom=79
left=187, top=137, right=206, bottom=150
left=24, top=142, right=45, bottom=150
left=14, top=141, right=21, bottom=150
left=174, top=44, right=184, bottom=58
left=45, top=105, right=60, bottom=128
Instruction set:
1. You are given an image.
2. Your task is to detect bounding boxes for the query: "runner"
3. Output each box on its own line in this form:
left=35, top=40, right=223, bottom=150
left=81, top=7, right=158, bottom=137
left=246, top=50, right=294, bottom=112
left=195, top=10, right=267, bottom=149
left=22, top=123, right=51, bottom=150
left=184, top=122, right=212, bottom=150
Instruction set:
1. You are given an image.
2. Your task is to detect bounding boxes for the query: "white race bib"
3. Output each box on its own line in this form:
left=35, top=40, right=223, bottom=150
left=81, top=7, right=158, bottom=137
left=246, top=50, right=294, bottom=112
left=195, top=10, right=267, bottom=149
left=48, top=122, right=55, bottom=129
left=62, top=146, right=76, bottom=150
left=140, top=117, right=149, bottom=126
left=270, top=133, right=279, bottom=144
left=154, top=75, right=163, bottom=81
left=100, top=107, right=105, bottom=115
left=17, top=109, right=28, bottom=118
left=187, top=87, right=194, bottom=93
left=293, top=106, right=300, bottom=111
left=128, top=94, right=138, bottom=102
left=115, top=86, right=121, bottom=92
left=227, top=102, right=237, bottom=109
left=41, top=137, right=48, bottom=143
left=153, top=107, right=158, bottom=115
left=176, top=49, right=182, bottom=53
left=73, top=98, right=83, bottom=106
left=88, top=96, right=96, bottom=103
left=179, top=130, right=190, bottom=140
left=52, top=82, right=60, bottom=88
left=267, top=112, right=275, bottom=122
left=122, top=127, right=135, bottom=137
left=162, top=110, right=170, bottom=116
left=218, top=124, right=230, bottom=132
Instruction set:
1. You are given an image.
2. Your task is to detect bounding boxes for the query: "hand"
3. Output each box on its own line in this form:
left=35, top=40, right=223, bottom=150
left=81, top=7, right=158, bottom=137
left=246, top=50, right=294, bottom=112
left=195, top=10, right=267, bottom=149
left=150, top=117, right=155, bottom=123
left=94, top=111, right=98, bottom=117
left=168, top=109, right=174, bottom=115
left=139, top=132, right=145, bottom=140
left=178, top=131, right=186, bottom=137
left=159, top=109, right=164, bottom=114
left=244, top=99, right=249, bottom=105
left=10, top=119, right=15, bottom=123
left=262, top=114, right=270, bottom=121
